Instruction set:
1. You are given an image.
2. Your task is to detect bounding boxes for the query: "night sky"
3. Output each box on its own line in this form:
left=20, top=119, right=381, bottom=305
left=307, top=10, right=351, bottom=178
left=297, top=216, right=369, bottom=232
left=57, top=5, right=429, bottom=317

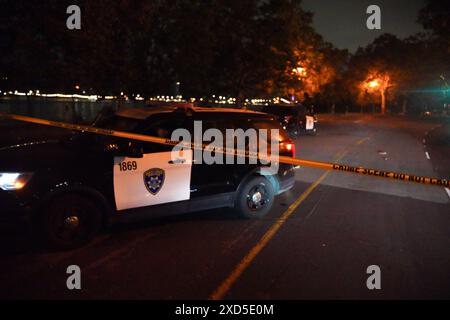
left=302, top=0, right=425, bottom=52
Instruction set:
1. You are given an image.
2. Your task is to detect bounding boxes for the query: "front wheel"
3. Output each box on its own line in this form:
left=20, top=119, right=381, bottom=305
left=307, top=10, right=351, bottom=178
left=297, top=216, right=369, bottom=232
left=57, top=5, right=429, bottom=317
left=38, top=194, right=102, bottom=250
left=235, top=176, right=275, bottom=219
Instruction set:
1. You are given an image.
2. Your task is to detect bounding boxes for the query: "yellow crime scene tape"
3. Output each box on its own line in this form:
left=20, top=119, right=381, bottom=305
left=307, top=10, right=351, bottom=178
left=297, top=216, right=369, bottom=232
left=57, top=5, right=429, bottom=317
left=1, top=112, right=449, bottom=188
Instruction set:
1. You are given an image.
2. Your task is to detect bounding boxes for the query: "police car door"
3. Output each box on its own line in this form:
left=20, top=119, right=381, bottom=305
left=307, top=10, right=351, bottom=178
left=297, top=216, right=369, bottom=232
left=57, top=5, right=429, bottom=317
left=113, top=116, right=192, bottom=211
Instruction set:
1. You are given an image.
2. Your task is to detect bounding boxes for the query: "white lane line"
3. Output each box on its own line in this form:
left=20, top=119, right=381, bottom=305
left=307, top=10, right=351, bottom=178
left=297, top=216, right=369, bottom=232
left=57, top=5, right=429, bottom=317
left=425, top=152, right=431, bottom=160
left=445, top=188, right=450, bottom=199
left=422, top=139, right=426, bottom=144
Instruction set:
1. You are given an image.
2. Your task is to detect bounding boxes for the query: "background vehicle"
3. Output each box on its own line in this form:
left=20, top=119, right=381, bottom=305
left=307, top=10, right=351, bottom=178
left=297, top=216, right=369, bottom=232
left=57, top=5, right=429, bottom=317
left=262, top=104, right=318, bottom=137
left=0, top=106, right=295, bottom=249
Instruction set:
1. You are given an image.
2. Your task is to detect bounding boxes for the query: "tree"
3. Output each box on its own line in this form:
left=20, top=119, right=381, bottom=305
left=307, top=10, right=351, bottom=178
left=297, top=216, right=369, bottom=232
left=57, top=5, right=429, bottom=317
left=345, top=34, right=414, bottom=114
left=0, top=1, right=80, bottom=91
left=418, top=0, right=450, bottom=46
left=417, top=0, right=450, bottom=109
left=0, top=0, right=343, bottom=100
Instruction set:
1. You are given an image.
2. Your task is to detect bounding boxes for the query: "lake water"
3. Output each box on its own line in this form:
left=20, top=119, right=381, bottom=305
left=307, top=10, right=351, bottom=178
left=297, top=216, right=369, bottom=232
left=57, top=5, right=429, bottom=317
left=0, top=96, right=146, bottom=124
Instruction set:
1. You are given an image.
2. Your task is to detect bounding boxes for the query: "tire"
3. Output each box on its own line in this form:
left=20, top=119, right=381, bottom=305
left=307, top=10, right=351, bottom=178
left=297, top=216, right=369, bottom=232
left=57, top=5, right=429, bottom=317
left=38, top=194, right=102, bottom=250
left=235, top=176, right=275, bottom=219
left=291, top=125, right=301, bottom=138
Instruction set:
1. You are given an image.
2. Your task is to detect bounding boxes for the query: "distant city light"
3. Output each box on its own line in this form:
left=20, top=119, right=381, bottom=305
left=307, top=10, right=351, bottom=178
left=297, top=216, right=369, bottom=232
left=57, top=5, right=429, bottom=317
left=2, top=90, right=296, bottom=107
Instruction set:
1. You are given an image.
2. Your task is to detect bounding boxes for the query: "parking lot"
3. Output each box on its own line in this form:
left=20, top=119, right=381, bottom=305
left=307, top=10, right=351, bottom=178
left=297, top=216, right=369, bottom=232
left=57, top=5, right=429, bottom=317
left=0, top=114, right=449, bottom=299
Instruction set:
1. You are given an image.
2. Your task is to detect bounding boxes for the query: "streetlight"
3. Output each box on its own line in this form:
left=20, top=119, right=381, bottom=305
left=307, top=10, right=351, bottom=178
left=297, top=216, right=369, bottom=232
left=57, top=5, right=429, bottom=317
left=292, top=66, right=307, bottom=79
left=363, top=74, right=390, bottom=115
left=367, top=80, right=380, bottom=89
left=291, top=65, right=308, bottom=102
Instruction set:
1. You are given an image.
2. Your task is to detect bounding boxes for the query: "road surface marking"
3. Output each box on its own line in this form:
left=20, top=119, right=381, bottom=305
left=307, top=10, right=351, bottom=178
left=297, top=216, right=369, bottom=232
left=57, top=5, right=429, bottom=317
left=445, top=188, right=450, bottom=199
left=356, top=137, right=370, bottom=145
left=209, top=172, right=330, bottom=300
left=425, top=152, right=431, bottom=160
left=333, top=150, right=345, bottom=160
left=209, top=151, right=348, bottom=300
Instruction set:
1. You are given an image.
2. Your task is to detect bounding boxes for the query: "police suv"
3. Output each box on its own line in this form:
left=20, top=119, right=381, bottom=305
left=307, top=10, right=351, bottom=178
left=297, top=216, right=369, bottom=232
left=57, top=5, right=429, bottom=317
left=262, top=104, right=318, bottom=136
left=0, top=106, right=295, bottom=249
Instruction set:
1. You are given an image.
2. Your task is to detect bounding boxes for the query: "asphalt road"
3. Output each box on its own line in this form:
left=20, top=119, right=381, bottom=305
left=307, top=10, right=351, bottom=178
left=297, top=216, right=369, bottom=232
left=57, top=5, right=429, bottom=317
left=1, top=114, right=449, bottom=299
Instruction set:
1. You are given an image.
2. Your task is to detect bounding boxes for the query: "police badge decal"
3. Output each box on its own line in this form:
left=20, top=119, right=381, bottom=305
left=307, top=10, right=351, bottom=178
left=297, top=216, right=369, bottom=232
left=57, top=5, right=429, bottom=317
left=143, top=168, right=165, bottom=195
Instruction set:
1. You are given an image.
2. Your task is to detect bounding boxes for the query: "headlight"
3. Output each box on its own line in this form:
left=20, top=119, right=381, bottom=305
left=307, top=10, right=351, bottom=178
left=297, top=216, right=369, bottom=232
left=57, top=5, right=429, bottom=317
left=0, top=173, right=33, bottom=191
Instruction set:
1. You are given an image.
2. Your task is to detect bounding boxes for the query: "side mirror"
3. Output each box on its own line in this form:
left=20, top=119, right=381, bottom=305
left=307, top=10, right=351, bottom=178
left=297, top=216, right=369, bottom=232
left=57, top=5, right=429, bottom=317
left=124, top=141, right=144, bottom=158
left=104, top=141, right=144, bottom=158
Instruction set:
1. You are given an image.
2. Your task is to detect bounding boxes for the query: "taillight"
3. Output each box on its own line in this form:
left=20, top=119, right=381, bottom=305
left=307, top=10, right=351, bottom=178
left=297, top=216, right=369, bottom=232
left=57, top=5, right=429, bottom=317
left=280, top=140, right=296, bottom=157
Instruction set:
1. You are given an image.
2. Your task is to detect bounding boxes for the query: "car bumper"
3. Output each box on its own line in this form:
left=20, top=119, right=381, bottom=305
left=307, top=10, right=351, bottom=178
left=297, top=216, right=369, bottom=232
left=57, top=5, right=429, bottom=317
left=276, top=165, right=295, bottom=195
left=0, top=190, right=33, bottom=226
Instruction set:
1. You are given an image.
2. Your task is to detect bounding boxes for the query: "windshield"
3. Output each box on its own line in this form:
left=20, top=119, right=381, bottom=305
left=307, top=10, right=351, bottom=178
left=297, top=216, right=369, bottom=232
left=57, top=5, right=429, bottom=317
left=95, top=115, right=143, bottom=133
left=252, top=119, right=290, bottom=142
left=70, top=114, right=144, bottom=147
left=263, top=106, right=298, bottom=116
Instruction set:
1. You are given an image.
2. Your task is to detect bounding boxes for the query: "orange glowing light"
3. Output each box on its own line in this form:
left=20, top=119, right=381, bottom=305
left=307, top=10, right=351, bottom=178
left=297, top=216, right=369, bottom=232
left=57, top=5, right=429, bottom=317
left=367, top=80, right=380, bottom=89
left=292, top=67, right=307, bottom=78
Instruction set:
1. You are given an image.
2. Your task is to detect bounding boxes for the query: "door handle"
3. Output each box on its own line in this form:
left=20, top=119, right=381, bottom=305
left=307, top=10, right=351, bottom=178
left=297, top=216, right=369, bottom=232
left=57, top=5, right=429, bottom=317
left=168, top=158, right=186, bottom=164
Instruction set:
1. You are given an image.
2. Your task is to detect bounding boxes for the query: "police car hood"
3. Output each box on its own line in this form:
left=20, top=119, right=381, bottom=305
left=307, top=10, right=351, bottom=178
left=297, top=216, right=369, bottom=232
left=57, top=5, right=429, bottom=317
left=0, top=139, right=78, bottom=171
